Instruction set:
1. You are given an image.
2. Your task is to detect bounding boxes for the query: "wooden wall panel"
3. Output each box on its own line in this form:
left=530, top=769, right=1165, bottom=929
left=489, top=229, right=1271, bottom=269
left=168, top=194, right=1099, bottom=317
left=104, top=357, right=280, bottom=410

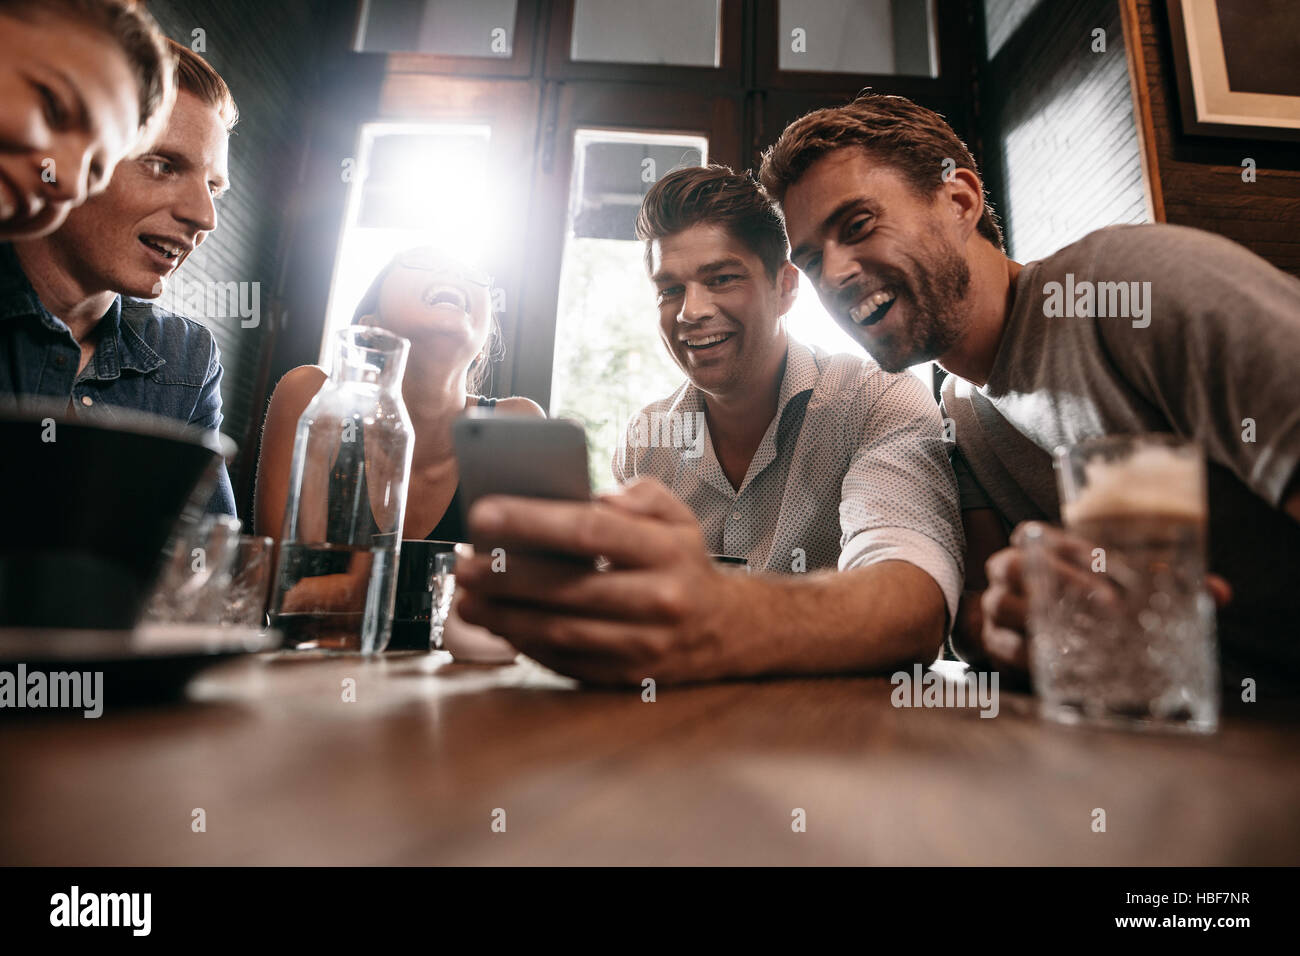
left=1132, top=0, right=1300, bottom=278
left=146, top=0, right=326, bottom=515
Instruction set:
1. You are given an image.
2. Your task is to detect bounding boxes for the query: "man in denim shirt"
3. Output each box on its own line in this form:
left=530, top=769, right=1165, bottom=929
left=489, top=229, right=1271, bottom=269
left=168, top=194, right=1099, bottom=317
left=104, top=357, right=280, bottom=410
left=0, top=42, right=238, bottom=515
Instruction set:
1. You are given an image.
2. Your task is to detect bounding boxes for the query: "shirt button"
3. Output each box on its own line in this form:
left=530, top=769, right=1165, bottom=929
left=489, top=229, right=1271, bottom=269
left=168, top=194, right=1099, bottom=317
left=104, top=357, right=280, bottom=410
left=53, top=355, right=67, bottom=368
left=80, top=395, right=93, bottom=407
left=730, top=511, right=741, bottom=522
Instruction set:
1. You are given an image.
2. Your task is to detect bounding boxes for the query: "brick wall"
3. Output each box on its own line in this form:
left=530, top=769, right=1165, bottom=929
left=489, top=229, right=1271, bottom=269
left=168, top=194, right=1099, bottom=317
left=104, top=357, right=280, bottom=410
left=145, top=0, right=325, bottom=516
left=979, top=0, right=1150, bottom=262
left=1134, top=0, right=1300, bottom=278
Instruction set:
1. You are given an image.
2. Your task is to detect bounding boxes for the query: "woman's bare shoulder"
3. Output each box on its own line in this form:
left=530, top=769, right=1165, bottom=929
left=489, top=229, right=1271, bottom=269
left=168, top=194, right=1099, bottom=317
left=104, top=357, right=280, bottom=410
left=271, top=365, right=328, bottom=406
left=276, top=364, right=328, bottom=395
left=491, top=395, right=546, bottom=418
left=265, top=365, right=328, bottom=427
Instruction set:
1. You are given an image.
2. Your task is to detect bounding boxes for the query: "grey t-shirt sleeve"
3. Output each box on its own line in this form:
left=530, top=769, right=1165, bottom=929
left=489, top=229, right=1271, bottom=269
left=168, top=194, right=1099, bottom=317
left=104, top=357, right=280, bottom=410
left=1090, top=225, right=1300, bottom=507
left=951, top=443, right=994, bottom=512
left=939, top=391, right=994, bottom=511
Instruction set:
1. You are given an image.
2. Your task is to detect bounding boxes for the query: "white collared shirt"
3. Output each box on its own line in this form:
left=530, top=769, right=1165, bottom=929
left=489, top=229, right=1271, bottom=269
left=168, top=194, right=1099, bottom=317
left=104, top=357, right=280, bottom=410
left=614, top=338, right=964, bottom=620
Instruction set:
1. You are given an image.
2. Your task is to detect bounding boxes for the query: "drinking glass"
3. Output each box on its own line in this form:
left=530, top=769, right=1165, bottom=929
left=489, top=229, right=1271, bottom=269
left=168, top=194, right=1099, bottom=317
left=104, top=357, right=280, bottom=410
left=1024, top=434, right=1219, bottom=733
left=221, top=535, right=274, bottom=628
left=143, top=514, right=242, bottom=625
left=431, top=552, right=456, bottom=649
left=389, top=539, right=456, bottom=651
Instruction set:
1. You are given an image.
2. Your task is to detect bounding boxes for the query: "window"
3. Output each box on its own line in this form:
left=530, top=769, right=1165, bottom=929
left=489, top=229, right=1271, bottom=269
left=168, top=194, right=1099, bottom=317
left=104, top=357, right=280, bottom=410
left=569, top=0, right=721, bottom=67
left=356, top=0, right=518, bottom=57
left=549, top=129, right=709, bottom=490
left=321, top=122, right=495, bottom=365
left=776, top=0, right=938, bottom=77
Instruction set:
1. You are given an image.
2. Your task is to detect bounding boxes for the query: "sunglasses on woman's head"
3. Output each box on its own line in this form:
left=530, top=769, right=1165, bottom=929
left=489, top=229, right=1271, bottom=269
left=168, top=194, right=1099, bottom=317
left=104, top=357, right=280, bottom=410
left=396, top=248, right=492, bottom=287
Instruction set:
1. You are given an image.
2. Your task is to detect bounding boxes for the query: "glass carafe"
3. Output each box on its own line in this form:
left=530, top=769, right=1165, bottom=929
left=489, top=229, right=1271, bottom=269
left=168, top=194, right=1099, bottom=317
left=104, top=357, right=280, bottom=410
left=270, top=326, right=414, bottom=654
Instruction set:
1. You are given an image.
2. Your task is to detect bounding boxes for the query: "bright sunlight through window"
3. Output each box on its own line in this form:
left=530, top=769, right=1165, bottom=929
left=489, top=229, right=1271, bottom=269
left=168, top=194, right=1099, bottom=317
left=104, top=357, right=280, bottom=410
left=321, top=122, right=495, bottom=366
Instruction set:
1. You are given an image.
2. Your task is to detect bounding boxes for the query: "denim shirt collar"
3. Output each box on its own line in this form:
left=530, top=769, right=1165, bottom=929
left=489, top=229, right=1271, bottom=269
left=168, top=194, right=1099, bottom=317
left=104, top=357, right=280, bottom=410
left=86, top=297, right=168, bottom=380
left=0, top=242, right=165, bottom=379
left=0, top=243, right=45, bottom=323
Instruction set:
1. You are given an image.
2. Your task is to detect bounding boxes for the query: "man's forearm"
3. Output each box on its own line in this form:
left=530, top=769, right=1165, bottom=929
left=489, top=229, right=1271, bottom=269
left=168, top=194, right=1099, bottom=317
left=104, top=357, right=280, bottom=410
left=702, top=561, right=948, bottom=679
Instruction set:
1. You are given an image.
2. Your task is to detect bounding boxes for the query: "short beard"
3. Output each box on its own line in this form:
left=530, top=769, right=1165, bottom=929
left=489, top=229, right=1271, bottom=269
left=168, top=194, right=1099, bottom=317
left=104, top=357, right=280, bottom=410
left=866, top=232, right=970, bottom=373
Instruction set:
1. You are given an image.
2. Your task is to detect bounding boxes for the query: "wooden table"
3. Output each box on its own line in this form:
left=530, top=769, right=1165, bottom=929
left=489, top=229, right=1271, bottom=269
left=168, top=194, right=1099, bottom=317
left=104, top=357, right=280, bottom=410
left=2, top=651, right=1298, bottom=865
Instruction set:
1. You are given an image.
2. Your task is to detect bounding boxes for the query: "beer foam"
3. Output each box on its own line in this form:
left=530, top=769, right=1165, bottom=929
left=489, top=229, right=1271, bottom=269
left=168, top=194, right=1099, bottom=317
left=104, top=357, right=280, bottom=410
left=1062, top=444, right=1205, bottom=524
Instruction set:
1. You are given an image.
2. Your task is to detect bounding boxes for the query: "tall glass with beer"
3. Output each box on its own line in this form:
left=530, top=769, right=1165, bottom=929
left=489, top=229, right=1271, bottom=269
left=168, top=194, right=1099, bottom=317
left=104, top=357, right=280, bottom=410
left=1024, top=434, right=1219, bottom=732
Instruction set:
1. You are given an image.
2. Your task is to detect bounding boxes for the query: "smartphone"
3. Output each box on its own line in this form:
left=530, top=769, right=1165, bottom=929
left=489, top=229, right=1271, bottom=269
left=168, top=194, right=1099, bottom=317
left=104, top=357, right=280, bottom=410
left=452, top=415, right=591, bottom=540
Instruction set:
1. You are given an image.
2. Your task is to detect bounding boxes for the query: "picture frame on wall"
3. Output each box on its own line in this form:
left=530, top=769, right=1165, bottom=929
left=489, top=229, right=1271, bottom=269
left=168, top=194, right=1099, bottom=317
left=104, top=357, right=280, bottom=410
left=1165, top=0, right=1300, bottom=143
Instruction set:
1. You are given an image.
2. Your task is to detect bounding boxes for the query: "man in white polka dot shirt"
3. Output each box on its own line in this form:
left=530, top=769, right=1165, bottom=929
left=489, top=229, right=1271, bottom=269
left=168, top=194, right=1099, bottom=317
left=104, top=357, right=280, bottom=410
left=453, top=167, right=964, bottom=685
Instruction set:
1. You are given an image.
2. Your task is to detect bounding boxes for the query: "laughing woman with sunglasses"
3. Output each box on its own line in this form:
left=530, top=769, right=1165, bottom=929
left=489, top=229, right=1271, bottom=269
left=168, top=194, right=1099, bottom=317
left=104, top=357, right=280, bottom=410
left=255, top=247, right=543, bottom=548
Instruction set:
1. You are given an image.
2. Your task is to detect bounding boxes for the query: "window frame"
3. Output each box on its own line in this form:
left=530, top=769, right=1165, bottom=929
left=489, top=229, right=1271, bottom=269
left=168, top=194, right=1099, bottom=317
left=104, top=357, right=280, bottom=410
left=543, top=0, right=746, bottom=88
left=752, top=0, right=969, bottom=96
left=355, top=0, right=544, bottom=78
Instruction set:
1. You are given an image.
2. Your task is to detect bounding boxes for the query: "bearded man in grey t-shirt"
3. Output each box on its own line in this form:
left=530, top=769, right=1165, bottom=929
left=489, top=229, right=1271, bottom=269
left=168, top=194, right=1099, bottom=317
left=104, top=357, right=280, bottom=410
left=762, top=91, right=1300, bottom=689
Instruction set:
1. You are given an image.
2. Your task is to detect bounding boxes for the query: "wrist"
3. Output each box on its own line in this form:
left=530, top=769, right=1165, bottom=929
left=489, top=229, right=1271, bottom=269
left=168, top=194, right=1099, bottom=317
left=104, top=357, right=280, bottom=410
left=690, top=570, right=781, bottom=680
left=951, top=589, right=990, bottom=664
